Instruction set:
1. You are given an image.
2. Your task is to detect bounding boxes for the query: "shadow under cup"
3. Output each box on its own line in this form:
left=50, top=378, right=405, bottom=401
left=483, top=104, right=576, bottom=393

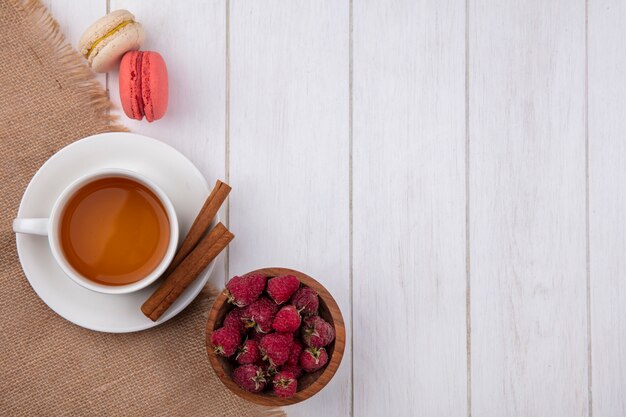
left=51, top=170, right=179, bottom=294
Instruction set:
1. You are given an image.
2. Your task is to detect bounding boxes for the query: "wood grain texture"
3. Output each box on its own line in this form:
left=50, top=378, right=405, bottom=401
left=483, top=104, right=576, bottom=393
left=42, top=0, right=106, bottom=89
left=206, top=268, right=345, bottom=406
left=228, top=1, right=350, bottom=415
left=352, top=1, right=467, bottom=416
left=469, top=1, right=588, bottom=416
left=588, top=1, right=626, bottom=416
left=109, top=0, right=227, bottom=287
left=38, top=2, right=622, bottom=416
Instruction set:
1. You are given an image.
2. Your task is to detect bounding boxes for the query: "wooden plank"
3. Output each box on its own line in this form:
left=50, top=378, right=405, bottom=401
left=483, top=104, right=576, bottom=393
left=352, top=1, right=467, bottom=415
left=109, top=0, right=227, bottom=287
left=469, top=1, right=588, bottom=416
left=228, top=1, right=350, bottom=416
left=588, top=1, right=626, bottom=416
left=43, top=0, right=107, bottom=89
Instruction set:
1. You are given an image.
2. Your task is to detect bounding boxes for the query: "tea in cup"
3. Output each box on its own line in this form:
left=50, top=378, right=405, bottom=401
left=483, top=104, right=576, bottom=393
left=13, top=169, right=179, bottom=294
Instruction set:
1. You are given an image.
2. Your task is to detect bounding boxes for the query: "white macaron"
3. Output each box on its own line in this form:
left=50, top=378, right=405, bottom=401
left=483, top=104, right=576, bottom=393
left=78, top=9, right=145, bottom=73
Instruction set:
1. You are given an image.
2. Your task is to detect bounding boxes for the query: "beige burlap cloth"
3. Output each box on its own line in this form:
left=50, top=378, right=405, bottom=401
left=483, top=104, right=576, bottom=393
left=0, top=1, right=283, bottom=415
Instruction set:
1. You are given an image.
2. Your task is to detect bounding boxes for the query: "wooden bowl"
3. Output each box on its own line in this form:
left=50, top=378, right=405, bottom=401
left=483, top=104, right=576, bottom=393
left=206, top=267, right=345, bottom=406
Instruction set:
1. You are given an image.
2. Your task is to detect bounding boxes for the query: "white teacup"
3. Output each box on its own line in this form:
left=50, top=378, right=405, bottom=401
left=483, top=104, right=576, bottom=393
left=13, top=168, right=179, bottom=295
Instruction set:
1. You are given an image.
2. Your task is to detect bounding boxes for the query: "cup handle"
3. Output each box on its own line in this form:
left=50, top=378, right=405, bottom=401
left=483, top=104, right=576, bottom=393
left=13, top=218, right=49, bottom=236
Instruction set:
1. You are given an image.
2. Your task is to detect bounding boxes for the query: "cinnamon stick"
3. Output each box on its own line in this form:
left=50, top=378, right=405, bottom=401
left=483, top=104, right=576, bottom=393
left=163, top=180, right=231, bottom=277
left=141, top=222, right=234, bottom=321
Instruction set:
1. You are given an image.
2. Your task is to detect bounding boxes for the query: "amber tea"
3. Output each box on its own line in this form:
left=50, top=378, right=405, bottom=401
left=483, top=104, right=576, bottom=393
left=59, top=176, right=170, bottom=286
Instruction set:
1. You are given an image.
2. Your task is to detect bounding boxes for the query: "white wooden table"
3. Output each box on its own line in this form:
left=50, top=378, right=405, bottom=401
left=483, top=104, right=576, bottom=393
left=43, top=1, right=626, bottom=416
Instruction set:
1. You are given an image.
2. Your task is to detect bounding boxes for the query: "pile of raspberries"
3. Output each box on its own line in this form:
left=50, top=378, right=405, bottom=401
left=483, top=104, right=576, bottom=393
left=210, top=273, right=335, bottom=399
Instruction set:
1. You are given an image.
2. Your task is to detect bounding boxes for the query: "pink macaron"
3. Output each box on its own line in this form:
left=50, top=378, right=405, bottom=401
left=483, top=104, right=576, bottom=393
left=119, top=51, right=168, bottom=122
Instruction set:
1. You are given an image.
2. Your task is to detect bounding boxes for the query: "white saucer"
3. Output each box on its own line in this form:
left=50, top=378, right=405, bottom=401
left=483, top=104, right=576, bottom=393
left=15, top=132, right=215, bottom=333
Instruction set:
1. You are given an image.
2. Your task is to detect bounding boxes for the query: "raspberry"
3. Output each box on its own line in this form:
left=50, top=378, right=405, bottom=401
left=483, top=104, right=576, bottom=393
left=223, top=307, right=246, bottom=335
left=266, top=275, right=300, bottom=304
left=226, top=273, right=266, bottom=307
left=301, top=315, right=335, bottom=347
left=210, top=327, right=241, bottom=357
left=273, top=371, right=298, bottom=399
left=281, top=364, right=303, bottom=379
left=259, top=332, right=293, bottom=366
left=232, top=365, right=266, bottom=393
left=300, top=347, right=328, bottom=373
left=286, top=340, right=303, bottom=367
left=241, top=297, right=279, bottom=333
left=291, top=286, right=319, bottom=316
left=272, top=305, right=301, bottom=333
left=236, top=339, right=261, bottom=365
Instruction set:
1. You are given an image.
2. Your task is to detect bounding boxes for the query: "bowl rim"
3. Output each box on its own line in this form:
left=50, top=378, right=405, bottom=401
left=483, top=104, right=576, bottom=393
left=205, top=267, right=346, bottom=406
